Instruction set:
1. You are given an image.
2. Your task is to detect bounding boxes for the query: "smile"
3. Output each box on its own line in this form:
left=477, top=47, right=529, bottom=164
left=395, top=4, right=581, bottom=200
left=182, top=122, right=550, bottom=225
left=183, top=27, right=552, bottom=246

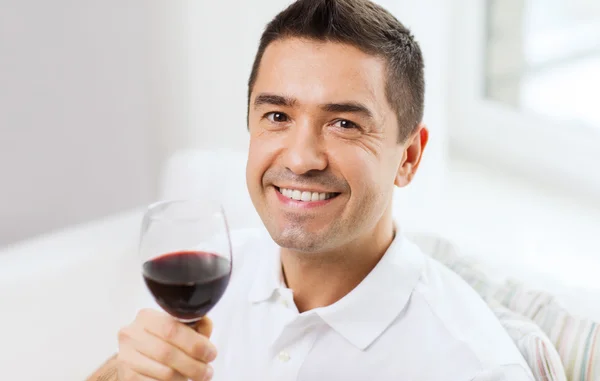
left=276, top=187, right=339, bottom=202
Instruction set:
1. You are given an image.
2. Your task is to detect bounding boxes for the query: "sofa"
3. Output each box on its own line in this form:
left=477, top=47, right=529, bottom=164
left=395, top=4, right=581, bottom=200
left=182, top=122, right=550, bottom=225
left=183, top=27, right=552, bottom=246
left=0, top=149, right=597, bottom=380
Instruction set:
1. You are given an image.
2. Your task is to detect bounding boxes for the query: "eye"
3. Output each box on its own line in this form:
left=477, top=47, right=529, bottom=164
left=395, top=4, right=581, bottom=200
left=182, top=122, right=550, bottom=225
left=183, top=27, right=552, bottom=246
left=332, top=119, right=359, bottom=129
left=265, top=112, right=290, bottom=123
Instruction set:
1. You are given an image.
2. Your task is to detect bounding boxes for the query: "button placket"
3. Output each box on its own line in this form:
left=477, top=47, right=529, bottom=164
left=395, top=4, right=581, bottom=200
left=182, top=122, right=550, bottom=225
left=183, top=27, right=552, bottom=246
left=268, top=315, right=321, bottom=381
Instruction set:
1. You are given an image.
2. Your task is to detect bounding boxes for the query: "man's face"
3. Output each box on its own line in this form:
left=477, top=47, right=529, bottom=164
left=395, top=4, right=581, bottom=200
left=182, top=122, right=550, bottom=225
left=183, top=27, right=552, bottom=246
left=247, top=38, right=420, bottom=253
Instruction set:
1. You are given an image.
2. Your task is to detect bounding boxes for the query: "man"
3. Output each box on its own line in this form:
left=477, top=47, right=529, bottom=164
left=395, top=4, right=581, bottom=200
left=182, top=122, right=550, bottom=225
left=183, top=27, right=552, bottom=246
left=90, top=0, right=533, bottom=380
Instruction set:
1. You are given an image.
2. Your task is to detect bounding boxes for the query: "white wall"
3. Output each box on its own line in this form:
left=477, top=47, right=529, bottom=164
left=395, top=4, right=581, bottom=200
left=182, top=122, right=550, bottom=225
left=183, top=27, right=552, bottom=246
left=155, top=0, right=291, bottom=155
left=0, top=1, right=168, bottom=246
left=376, top=0, right=450, bottom=226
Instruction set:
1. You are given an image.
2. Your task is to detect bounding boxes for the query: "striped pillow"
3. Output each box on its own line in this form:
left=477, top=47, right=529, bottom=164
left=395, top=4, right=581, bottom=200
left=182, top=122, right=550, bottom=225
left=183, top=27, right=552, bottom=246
left=489, top=300, right=568, bottom=381
left=494, top=280, right=556, bottom=320
left=493, top=281, right=599, bottom=381
left=533, top=301, right=600, bottom=381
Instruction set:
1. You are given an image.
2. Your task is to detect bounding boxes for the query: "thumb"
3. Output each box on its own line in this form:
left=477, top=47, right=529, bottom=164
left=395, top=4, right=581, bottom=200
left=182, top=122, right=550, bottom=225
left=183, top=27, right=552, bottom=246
left=194, top=316, right=213, bottom=338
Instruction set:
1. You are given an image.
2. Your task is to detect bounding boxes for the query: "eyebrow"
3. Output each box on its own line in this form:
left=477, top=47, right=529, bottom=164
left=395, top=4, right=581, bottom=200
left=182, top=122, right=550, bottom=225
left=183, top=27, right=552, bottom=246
left=253, top=93, right=297, bottom=108
left=253, top=93, right=374, bottom=119
left=321, top=102, right=373, bottom=119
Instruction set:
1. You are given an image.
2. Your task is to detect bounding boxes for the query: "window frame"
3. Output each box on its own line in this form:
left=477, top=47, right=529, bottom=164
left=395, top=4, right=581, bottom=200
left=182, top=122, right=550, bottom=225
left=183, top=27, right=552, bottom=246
left=447, top=0, right=600, bottom=198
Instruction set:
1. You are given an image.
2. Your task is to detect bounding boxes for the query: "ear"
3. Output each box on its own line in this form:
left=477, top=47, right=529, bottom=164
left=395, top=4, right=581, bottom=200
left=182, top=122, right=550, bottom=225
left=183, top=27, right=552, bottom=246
left=394, top=124, right=429, bottom=188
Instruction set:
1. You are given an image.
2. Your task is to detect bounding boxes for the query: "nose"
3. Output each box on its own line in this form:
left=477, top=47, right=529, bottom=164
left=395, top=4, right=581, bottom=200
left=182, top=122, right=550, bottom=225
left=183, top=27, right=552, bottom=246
left=282, top=123, right=327, bottom=175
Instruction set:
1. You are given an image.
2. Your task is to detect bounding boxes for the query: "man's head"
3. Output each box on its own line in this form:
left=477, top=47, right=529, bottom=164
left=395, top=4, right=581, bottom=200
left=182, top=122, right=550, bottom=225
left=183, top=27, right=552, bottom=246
left=248, top=0, right=425, bottom=142
left=246, top=0, right=429, bottom=253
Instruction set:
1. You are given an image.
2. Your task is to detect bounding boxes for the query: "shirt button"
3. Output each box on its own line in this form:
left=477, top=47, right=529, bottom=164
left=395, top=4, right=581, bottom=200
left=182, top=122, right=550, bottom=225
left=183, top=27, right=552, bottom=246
left=278, top=350, right=291, bottom=362
left=277, top=294, right=289, bottom=307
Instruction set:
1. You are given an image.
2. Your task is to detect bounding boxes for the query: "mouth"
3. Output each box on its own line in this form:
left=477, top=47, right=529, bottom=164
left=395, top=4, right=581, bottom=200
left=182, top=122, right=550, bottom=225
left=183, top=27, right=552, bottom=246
left=275, top=186, right=340, bottom=202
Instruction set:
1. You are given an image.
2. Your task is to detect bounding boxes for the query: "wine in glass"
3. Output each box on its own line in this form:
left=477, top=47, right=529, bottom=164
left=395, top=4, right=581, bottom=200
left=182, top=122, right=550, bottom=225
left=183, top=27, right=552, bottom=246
left=139, top=200, right=232, bottom=325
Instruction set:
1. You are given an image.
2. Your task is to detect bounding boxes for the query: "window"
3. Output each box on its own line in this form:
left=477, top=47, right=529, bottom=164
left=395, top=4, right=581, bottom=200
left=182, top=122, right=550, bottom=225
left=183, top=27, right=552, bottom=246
left=449, top=0, right=600, bottom=198
left=486, top=0, right=600, bottom=129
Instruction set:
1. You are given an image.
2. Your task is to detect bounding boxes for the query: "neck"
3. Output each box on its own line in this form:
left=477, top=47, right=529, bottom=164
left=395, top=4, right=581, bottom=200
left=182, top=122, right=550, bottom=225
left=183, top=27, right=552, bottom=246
left=280, top=213, right=395, bottom=313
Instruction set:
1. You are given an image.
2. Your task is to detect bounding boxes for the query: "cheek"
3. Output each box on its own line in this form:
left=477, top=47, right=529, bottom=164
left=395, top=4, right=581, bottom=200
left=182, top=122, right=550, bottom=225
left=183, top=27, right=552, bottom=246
left=329, top=143, right=396, bottom=204
left=330, top=145, right=378, bottom=193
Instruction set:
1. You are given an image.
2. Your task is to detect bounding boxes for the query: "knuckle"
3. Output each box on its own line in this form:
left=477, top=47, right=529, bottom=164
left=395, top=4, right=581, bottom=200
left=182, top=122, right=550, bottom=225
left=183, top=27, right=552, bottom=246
left=116, top=351, right=135, bottom=371
left=162, top=319, right=179, bottom=341
left=136, top=308, right=153, bottom=321
left=191, top=364, right=212, bottom=381
left=118, top=367, right=137, bottom=381
left=156, top=365, right=176, bottom=380
left=135, top=308, right=146, bottom=320
left=117, top=326, right=132, bottom=343
left=155, top=345, right=174, bottom=364
left=184, top=333, right=215, bottom=362
left=191, top=369, right=205, bottom=381
left=189, top=339, right=205, bottom=360
left=197, top=337, right=217, bottom=362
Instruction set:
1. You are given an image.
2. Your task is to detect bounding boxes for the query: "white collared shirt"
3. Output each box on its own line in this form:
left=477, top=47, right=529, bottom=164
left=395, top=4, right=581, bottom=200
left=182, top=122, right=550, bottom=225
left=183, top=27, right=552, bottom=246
left=143, top=227, right=534, bottom=380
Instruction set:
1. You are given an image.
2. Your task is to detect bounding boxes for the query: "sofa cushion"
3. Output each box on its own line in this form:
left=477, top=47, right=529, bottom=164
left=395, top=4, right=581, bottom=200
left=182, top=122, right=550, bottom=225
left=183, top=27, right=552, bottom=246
left=533, top=301, right=600, bottom=381
left=489, top=300, right=567, bottom=381
left=408, top=232, right=599, bottom=381
left=496, top=282, right=600, bottom=381
left=494, top=279, right=556, bottom=321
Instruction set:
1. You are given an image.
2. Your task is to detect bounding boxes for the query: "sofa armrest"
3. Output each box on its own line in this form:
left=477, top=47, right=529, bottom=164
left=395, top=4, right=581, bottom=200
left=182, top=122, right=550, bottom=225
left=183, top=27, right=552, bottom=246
left=0, top=208, right=146, bottom=381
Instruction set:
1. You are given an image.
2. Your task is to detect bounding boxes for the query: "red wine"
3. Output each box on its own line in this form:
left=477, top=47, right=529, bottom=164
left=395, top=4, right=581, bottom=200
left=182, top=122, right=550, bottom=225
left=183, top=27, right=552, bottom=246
left=142, top=251, right=231, bottom=321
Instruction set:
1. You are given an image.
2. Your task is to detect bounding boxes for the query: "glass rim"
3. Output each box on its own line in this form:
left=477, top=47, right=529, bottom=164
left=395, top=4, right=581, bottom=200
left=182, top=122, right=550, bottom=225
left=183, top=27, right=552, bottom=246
left=144, top=199, right=227, bottom=222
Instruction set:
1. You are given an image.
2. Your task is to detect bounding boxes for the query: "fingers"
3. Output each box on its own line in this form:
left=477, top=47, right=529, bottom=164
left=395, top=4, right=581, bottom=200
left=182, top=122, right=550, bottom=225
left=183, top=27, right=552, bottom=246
left=118, top=309, right=216, bottom=381
left=123, top=325, right=213, bottom=381
left=137, top=309, right=218, bottom=363
left=118, top=348, right=186, bottom=381
left=119, top=365, right=179, bottom=381
left=194, top=317, right=213, bottom=338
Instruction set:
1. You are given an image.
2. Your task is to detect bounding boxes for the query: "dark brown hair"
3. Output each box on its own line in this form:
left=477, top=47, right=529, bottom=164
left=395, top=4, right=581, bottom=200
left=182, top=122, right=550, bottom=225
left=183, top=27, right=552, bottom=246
left=247, top=0, right=425, bottom=142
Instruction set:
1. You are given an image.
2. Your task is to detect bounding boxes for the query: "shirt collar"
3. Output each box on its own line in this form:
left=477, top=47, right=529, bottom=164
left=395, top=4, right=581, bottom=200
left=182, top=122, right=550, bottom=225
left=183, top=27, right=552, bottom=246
left=247, top=226, right=426, bottom=350
left=316, top=232, right=425, bottom=350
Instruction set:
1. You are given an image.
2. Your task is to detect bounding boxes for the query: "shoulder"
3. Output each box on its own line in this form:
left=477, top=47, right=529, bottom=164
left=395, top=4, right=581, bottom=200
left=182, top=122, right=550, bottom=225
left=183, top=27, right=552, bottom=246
left=400, top=237, right=530, bottom=377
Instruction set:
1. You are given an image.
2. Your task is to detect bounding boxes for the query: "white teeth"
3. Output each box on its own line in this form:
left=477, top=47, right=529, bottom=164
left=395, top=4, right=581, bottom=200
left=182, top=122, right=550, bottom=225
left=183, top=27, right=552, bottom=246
left=279, top=188, right=335, bottom=202
left=301, top=191, right=311, bottom=201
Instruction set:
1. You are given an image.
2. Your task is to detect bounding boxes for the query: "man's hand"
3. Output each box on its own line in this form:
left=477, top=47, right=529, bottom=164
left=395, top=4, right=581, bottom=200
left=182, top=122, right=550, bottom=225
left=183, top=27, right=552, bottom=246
left=116, top=309, right=216, bottom=381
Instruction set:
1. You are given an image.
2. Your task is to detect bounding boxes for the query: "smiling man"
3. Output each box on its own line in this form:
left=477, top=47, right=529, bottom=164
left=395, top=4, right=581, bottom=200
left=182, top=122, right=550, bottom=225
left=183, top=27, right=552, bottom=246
left=89, top=1, right=534, bottom=380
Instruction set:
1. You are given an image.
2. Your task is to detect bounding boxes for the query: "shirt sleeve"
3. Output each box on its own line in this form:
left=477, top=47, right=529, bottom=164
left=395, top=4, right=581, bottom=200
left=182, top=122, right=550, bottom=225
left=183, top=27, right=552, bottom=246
left=470, top=364, right=535, bottom=381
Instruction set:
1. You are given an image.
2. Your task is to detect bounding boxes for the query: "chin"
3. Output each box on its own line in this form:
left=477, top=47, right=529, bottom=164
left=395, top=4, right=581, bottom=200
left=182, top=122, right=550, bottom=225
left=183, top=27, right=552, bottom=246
left=267, top=222, right=339, bottom=253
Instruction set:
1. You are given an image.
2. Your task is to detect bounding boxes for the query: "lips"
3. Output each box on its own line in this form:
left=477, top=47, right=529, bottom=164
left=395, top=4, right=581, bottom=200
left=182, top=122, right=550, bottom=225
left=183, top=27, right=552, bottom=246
left=276, top=187, right=339, bottom=202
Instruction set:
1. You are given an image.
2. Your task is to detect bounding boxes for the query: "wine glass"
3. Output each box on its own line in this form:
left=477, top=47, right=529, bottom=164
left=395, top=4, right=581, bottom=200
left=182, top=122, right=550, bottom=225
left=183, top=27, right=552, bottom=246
left=139, top=199, right=232, bottom=325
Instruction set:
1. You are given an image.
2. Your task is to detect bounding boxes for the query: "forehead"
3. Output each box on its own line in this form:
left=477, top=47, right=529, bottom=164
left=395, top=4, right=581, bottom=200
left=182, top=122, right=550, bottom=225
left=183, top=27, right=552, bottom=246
left=252, top=38, right=389, bottom=109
